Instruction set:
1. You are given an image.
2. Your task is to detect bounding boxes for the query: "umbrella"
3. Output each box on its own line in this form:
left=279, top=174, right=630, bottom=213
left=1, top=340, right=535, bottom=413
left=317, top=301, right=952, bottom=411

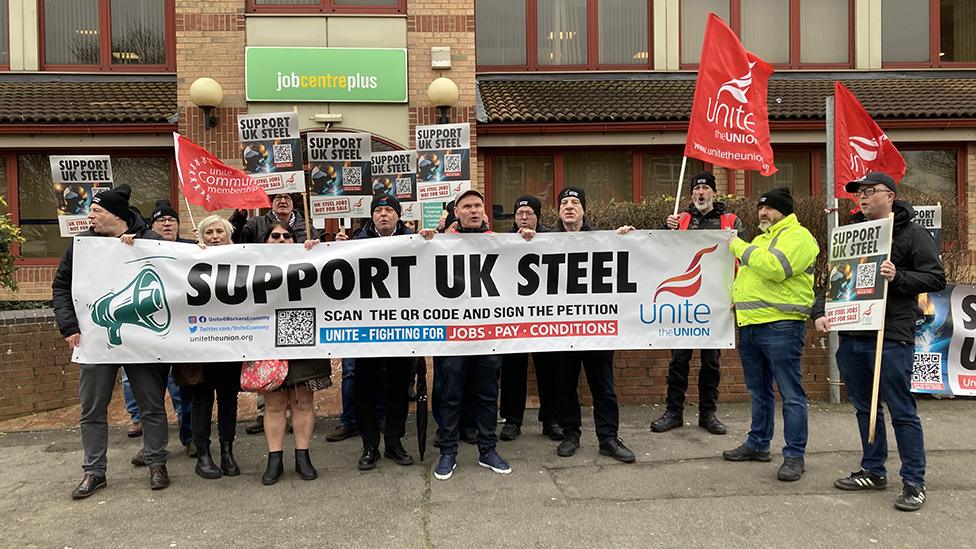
left=415, top=357, right=429, bottom=462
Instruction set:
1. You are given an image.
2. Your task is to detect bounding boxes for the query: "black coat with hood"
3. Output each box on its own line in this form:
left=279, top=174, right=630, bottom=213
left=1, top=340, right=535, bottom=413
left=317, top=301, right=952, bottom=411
left=353, top=218, right=413, bottom=239
left=670, top=201, right=747, bottom=240
left=52, top=210, right=162, bottom=339
left=812, top=200, right=946, bottom=344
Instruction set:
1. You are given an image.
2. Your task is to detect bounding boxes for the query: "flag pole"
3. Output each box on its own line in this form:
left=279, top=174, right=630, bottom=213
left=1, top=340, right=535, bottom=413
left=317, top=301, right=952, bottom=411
left=302, top=192, right=312, bottom=239
left=825, top=95, right=841, bottom=404
left=672, top=156, right=689, bottom=216
left=173, top=133, right=198, bottom=231
left=868, top=211, right=896, bottom=444
left=181, top=192, right=197, bottom=232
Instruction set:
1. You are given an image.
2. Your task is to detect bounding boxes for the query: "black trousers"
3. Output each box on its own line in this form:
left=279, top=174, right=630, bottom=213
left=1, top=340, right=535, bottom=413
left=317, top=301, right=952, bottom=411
left=499, top=352, right=559, bottom=426
left=355, top=356, right=412, bottom=450
left=666, top=349, right=721, bottom=414
left=436, top=354, right=501, bottom=456
left=189, top=363, right=241, bottom=448
left=554, top=350, right=619, bottom=441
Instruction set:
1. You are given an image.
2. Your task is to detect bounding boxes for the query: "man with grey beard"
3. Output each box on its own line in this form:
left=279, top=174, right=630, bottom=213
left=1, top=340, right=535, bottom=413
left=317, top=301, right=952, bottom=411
left=651, top=171, right=744, bottom=434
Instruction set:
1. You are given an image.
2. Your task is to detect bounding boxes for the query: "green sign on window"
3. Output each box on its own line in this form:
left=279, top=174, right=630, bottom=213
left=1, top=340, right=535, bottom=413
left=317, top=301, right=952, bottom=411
left=245, top=47, right=408, bottom=103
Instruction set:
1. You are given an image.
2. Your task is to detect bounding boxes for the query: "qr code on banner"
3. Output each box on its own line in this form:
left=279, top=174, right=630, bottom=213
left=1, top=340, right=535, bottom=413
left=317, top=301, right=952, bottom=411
left=912, top=353, right=943, bottom=384
left=275, top=308, right=315, bottom=347
left=342, top=167, right=362, bottom=187
left=856, top=262, right=877, bottom=289
left=272, top=144, right=292, bottom=164
left=443, top=153, right=462, bottom=175
left=395, top=177, right=412, bottom=195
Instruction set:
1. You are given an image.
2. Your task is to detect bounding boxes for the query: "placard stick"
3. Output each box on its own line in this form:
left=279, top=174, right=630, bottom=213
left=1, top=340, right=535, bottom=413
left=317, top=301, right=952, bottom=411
left=180, top=192, right=197, bottom=231
left=672, top=156, right=689, bottom=216
left=302, top=192, right=312, bottom=238
left=867, top=211, right=896, bottom=444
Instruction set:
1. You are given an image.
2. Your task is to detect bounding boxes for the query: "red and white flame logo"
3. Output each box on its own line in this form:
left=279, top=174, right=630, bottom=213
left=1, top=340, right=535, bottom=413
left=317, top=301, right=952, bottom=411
left=653, top=245, right=719, bottom=302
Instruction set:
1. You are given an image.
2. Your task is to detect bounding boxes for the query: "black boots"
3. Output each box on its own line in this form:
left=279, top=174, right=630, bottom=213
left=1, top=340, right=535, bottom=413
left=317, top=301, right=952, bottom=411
left=220, top=441, right=240, bottom=476
left=262, top=451, right=284, bottom=485
left=295, top=449, right=318, bottom=480
left=194, top=445, right=222, bottom=479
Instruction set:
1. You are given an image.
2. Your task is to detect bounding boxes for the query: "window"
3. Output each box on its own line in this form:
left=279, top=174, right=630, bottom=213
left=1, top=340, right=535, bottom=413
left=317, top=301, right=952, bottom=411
left=476, top=0, right=653, bottom=70
left=642, top=156, right=705, bottom=200
left=40, top=0, right=175, bottom=71
left=488, top=155, right=555, bottom=219
left=564, top=151, right=633, bottom=202
left=0, top=0, right=9, bottom=67
left=900, top=149, right=958, bottom=198
left=246, top=0, right=405, bottom=13
left=680, top=0, right=853, bottom=68
left=746, top=150, right=816, bottom=198
left=12, top=152, right=174, bottom=260
left=883, top=0, right=976, bottom=66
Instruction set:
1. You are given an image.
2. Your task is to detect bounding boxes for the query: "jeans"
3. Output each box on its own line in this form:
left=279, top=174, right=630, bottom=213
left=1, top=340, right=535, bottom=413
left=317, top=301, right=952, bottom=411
left=666, top=349, right=721, bottom=414
left=738, top=320, right=808, bottom=458
left=554, top=350, right=620, bottom=441
left=436, top=355, right=502, bottom=456
left=499, top=352, right=559, bottom=426
left=80, top=364, right=169, bottom=474
left=122, top=368, right=192, bottom=445
left=431, top=357, right=476, bottom=434
left=837, top=336, right=926, bottom=486
left=189, top=363, right=241, bottom=448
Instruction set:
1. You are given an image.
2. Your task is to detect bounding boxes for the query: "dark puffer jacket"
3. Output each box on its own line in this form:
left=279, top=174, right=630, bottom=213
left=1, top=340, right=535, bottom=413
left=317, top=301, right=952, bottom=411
left=812, top=200, right=946, bottom=344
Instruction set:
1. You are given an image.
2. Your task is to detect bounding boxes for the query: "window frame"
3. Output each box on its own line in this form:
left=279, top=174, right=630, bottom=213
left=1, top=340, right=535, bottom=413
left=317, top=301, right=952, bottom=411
left=38, top=0, right=177, bottom=72
left=678, top=0, right=855, bottom=70
left=475, top=0, right=654, bottom=72
left=882, top=0, right=976, bottom=69
left=0, top=0, right=10, bottom=70
left=743, top=145, right=825, bottom=198
left=5, top=148, right=178, bottom=265
left=245, top=0, right=406, bottom=15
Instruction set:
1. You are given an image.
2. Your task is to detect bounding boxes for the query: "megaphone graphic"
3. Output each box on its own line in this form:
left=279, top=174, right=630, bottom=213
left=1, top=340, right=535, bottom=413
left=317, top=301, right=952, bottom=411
left=91, top=267, right=171, bottom=346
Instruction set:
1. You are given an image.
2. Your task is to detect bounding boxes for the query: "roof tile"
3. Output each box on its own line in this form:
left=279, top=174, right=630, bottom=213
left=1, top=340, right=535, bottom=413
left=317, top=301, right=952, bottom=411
left=0, top=81, right=176, bottom=124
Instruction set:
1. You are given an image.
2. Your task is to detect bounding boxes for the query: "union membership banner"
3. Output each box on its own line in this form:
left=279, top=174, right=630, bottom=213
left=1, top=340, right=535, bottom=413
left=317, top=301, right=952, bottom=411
left=825, top=217, right=893, bottom=331
left=237, top=111, right=306, bottom=194
left=71, top=230, right=736, bottom=364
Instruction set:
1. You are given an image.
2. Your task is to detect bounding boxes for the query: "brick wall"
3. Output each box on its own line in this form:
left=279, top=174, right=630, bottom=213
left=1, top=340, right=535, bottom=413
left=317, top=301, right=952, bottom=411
left=0, top=266, right=57, bottom=301
left=0, top=310, right=77, bottom=421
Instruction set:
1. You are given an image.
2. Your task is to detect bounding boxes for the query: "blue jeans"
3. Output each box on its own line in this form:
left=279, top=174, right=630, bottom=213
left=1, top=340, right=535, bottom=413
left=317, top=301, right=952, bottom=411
left=122, top=368, right=192, bottom=445
left=837, top=336, right=925, bottom=486
left=738, top=320, right=808, bottom=458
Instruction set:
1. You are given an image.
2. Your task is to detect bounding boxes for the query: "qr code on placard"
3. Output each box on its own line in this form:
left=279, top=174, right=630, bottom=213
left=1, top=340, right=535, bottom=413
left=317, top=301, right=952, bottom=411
left=856, top=262, right=877, bottom=289
left=912, top=353, right=942, bottom=384
left=443, top=154, right=462, bottom=175
left=275, top=308, right=315, bottom=347
left=395, top=177, right=412, bottom=195
left=342, top=167, right=362, bottom=187
left=272, top=144, right=292, bottom=164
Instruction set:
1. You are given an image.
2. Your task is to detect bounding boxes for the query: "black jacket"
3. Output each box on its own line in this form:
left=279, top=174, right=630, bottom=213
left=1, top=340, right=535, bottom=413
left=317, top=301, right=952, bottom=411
left=353, top=219, right=412, bottom=239
left=52, top=212, right=162, bottom=338
left=555, top=216, right=595, bottom=232
left=671, top=201, right=748, bottom=240
left=812, top=200, right=946, bottom=344
left=230, top=209, right=314, bottom=243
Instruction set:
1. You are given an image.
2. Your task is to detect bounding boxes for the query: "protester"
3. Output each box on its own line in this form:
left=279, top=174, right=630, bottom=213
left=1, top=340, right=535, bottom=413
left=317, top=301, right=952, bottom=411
left=650, top=172, right=742, bottom=435
left=181, top=215, right=243, bottom=480
left=545, top=187, right=635, bottom=463
left=52, top=184, right=171, bottom=498
left=420, top=190, right=514, bottom=480
left=499, top=195, right=562, bottom=442
left=813, top=172, right=945, bottom=511
left=338, top=195, right=415, bottom=470
left=260, top=222, right=332, bottom=485
left=722, top=187, right=818, bottom=482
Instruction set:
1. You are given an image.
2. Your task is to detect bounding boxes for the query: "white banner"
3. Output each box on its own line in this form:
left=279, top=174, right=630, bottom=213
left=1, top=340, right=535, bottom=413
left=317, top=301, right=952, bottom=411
left=71, top=230, right=736, bottom=364
left=825, top=217, right=893, bottom=331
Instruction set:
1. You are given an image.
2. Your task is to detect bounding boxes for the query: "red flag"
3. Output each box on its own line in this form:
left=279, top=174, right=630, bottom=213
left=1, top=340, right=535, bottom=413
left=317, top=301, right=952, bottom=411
left=174, top=133, right=270, bottom=211
left=684, top=13, right=776, bottom=176
left=834, top=82, right=906, bottom=200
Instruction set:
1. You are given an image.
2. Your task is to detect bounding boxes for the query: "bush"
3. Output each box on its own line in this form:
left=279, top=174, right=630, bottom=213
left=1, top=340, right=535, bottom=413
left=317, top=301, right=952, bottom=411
left=537, top=191, right=973, bottom=291
left=0, top=196, right=26, bottom=292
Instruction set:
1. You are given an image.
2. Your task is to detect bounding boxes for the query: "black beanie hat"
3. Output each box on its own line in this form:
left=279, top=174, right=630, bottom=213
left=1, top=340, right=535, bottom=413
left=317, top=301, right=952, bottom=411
left=371, top=194, right=401, bottom=217
left=691, top=171, right=717, bottom=192
left=91, top=184, right=132, bottom=221
left=557, top=187, right=587, bottom=211
left=757, top=186, right=794, bottom=217
left=513, top=195, right=542, bottom=218
left=150, top=199, right=179, bottom=225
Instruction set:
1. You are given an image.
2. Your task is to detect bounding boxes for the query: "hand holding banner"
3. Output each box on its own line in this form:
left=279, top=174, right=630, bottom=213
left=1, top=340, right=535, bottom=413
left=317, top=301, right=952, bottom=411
left=174, top=133, right=271, bottom=212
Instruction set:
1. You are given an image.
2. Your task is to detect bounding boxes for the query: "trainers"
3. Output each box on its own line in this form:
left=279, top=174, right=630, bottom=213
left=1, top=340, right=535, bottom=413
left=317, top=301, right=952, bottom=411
left=325, top=424, right=358, bottom=442
left=557, top=432, right=581, bottom=457
left=834, top=469, right=887, bottom=491
left=722, top=443, right=772, bottom=462
left=499, top=422, right=521, bottom=441
left=433, top=454, right=457, bottom=480
left=478, top=450, right=512, bottom=474
left=650, top=410, right=683, bottom=432
left=894, top=484, right=926, bottom=512
left=777, top=457, right=805, bottom=482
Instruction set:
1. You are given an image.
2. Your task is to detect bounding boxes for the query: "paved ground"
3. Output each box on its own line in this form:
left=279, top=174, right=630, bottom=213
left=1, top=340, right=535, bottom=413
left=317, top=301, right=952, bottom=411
left=1, top=400, right=974, bottom=549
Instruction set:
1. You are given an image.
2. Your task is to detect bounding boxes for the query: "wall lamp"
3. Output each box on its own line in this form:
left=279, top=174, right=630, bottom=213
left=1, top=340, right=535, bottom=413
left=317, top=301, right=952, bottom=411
left=188, top=77, right=224, bottom=130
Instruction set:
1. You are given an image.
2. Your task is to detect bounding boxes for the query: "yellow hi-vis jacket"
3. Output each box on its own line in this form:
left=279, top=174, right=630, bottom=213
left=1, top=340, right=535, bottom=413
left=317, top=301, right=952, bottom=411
left=729, top=213, right=819, bottom=327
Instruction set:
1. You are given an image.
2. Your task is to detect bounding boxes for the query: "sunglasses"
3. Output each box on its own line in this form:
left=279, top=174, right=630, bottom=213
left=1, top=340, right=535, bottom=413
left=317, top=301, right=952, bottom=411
left=269, top=232, right=293, bottom=240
